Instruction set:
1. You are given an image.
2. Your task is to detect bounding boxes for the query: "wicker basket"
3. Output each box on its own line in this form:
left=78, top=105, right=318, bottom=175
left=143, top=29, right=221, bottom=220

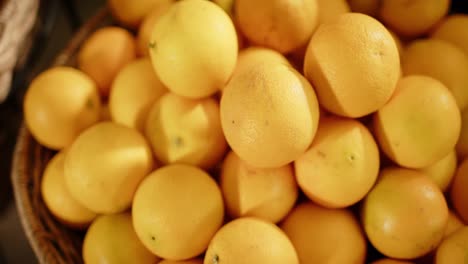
left=0, top=0, right=39, bottom=102
left=11, top=8, right=112, bottom=264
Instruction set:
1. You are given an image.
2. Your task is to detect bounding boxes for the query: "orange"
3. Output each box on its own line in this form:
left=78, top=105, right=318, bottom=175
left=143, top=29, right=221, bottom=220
left=451, top=158, right=468, bottom=224
left=235, top=0, right=319, bottom=53
left=220, top=62, right=320, bottom=168
left=417, top=150, right=457, bottom=192
left=374, top=75, right=461, bottom=169
left=371, top=259, right=414, bottom=264
left=41, top=151, right=96, bottom=229
left=280, top=202, right=367, bottom=263
left=444, top=211, right=465, bottom=239
left=23, top=66, right=101, bottom=150
left=220, top=151, right=298, bottom=223
left=108, top=0, right=173, bottom=28
left=435, top=227, right=468, bottom=264
left=145, top=93, right=227, bottom=169
left=231, top=46, right=290, bottom=79
left=204, top=217, right=299, bottom=264
left=402, top=38, right=468, bottom=110
left=456, top=107, right=468, bottom=158
left=100, top=104, right=111, bottom=121
left=295, top=117, right=379, bottom=208
left=64, top=122, right=153, bottom=214
left=432, top=15, right=468, bottom=56
left=149, top=0, right=237, bottom=99
left=304, top=13, right=400, bottom=118
left=83, top=213, right=158, bottom=264
left=212, top=0, right=234, bottom=13
left=77, top=27, right=136, bottom=97
left=159, top=260, right=202, bottom=264
left=348, top=0, right=379, bottom=17
left=362, top=167, right=449, bottom=259
left=379, top=0, right=450, bottom=37
left=137, top=2, right=174, bottom=56
left=132, top=164, right=224, bottom=260
left=109, top=58, right=168, bottom=132
left=316, top=0, right=350, bottom=24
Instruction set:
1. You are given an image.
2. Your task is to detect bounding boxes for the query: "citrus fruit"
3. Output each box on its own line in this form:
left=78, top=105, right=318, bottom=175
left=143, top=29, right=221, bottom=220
left=77, top=26, right=136, bottom=97
left=417, top=150, right=457, bottom=192
left=295, top=117, right=379, bottom=208
left=83, top=213, right=158, bottom=264
left=348, top=0, right=379, bottom=17
left=379, top=0, right=450, bottom=37
left=109, top=58, right=168, bottom=132
left=451, top=158, right=468, bottom=224
left=149, top=0, right=237, bottom=99
left=303, top=13, right=400, bottom=118
left=401, top=38, right=468, bottom=110
left=435, top=227, right=468, bottom=264
left=444, top=211, right=465, bottom=239
left=204, top=217, right=299, bottom=264
left=456, top=107, right=468, bottom=158
left=108, top=0, right=172, bottom=28
left=159, top=260, right=203, bottom=264
left=280, top=202, right=367, bottom=264
left=432, top=14, right=468, bottom=56
left=231, top=46, right=290, bottom=79
left=220, top=151, right=298, bottom=223
left=362, top=167, right=449, bottom=259
left=145, top=93, right=227, bottom=169
left=132, top=164, right=224, bottom=260
left=316, top=0, right=350, bottom=24
left=371, top=259, right=414, bottom=264
left=64, top=122, right=153, bottom=214
left=212, top=0, right=234, bottom=13
left=41, top=151, right=96, bottom=229
left=373, top=75, right=461, bottom=169
left=24, top=66, right=101, bottom=150
left=137, top=1, right=173, bottom=56
left=100, top=104, right=111, bottom=121
left=220, top=62, right=320, bottom=168
left=235, top=0, right=319, bottom=53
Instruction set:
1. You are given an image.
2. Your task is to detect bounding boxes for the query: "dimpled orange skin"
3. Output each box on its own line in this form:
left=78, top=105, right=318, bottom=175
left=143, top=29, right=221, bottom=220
left=204, top=217, right=299, bottom=264
left=362, top=168, right=449, bottom=259
left=230, top=46, right=290, bottom=79
left=23, top=66, right=101, bottom=150
left=374, top=75, right=461, bottom=169
left=402, top=39, right=468, bottom=110
left=77, top=27, right=136, bottom=97
left=280, top=203, right=367, bottom=264
left=451, top=158, right=468, bottom=224
left=220, top=151, right=298, bottom=223
left=432, top=15, right=468, bottom=56
left=294, top=117, right=380, bottom=208
left=303, top=13, right=400, bottom=118
left=235, top=0, right=319, bottom=54
left=435, top=227, right=468, bottom=264
left=379, top=0, right=450, bottom=38
left=132, top=164, right=224, bottom=260
left=220, top=62, right=320, bottom=168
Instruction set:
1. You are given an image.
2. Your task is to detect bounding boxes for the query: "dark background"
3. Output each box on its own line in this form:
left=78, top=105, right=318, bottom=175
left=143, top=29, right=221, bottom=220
left=0, top=0, right=467, bottom=263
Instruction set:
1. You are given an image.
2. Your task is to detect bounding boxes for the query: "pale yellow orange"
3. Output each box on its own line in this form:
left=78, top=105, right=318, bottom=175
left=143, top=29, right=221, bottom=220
left=435, top=227, right=468, bottom=264
left=108, top=0, right=173, bottom=28
left=137, top=2, right=173, bottom=56
left=281, top=203, right=367, bottom=264
left=231, top=46, right=290, bottom=79
left=145, top=93, right=227, bottom=169
left=149, top=0, right=237, bottom=98
left=444, top=211, right=465, bottom=239
left=304, top=13, right=400, bottom=118
left=132, top=164, right=224, bottom=260
left=109, top=58, right=168, bottom=131
left=362, top=167, right=449, bottom=259
left=374, top=75, right=461, bottom=169
left=24, top=67, right=101, bottom=150
left=235, top=0, right=319, bottom=53
left=316, top=0, right=350, bottom=24
left=295, top=117, right=379, bottom=208
left=64, top=122, right=153, bottom=214
left=220, top=151, right=298, bottom=223
left=418, top=150, right=457, bottom=192
left=204, top=217, right=299, bottom=264
left=221, top=62, right=320, bottom=168
left=432, top=15, right=468, bottom=56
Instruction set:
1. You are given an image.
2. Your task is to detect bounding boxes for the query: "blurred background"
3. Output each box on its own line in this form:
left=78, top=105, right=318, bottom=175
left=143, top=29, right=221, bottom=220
left=0, top=0, right=468, bottom=263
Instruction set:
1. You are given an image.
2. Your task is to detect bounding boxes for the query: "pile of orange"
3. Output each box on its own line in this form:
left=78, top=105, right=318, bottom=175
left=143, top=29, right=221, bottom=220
left=22, top=0, right=468, bottom=263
